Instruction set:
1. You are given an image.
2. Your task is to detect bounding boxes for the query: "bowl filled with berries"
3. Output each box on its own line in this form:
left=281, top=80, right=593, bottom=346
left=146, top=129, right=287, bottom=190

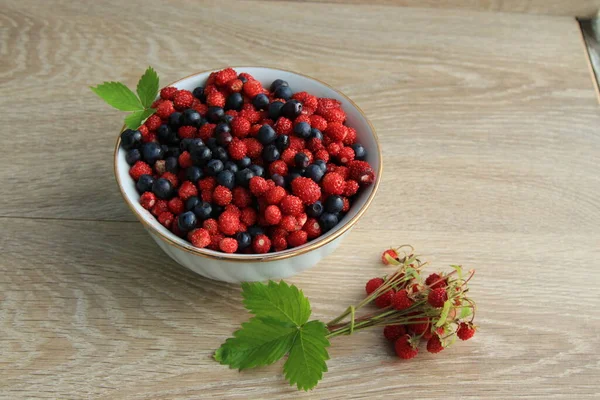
left=114, top=67, right=382, bottom=282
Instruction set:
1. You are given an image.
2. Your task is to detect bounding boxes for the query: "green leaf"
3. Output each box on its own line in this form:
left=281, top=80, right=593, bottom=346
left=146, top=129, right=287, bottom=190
left=459, top=305, right=472, bottom=319
left=90, top=81, right=143, bottom=111
left=214, top=317, right=298, bottom=370
left=384, top=253, right=401, bottom=265
left=450, top=265, right=463, bottom=280
left=436, top=300, right=452, bottom=327
left=124, top=108, right=156, bottom=129
left=136, top=66, right=159, bottom=108
left=284, top=320, right=330, bottom=391
left=242, top=281, right=311, bottom=327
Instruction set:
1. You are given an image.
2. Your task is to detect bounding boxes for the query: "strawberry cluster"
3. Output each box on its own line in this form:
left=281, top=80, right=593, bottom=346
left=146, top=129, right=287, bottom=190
left=121, top=68, right=376, bottom=254
left=326, top=246, right=477, bottom=359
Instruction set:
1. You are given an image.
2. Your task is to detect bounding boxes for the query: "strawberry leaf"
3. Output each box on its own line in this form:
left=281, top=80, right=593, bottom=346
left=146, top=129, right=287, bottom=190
left=90, top=81, right=143, bottom=111
left=241, top=281, right=311, bottom=327
left=136, top=66, right=159, bottom=108
left=436, top=300, right=452, bottom=327
left=124, top=108, right=155, bottom=129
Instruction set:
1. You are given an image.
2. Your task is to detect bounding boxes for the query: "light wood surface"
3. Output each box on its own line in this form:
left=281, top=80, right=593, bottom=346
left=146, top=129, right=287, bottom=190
left=1, top=0, right=600, bottom=398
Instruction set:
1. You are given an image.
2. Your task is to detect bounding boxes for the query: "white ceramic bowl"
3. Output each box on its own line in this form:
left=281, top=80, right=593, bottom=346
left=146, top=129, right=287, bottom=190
left=114, top=67, right=382, bottom=283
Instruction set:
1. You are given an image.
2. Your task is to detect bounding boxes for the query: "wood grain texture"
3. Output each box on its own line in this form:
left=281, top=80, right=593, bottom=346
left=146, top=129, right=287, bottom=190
left=259, top=0, right=600, bottom=17
left=1, top=0, right=600, bottom=398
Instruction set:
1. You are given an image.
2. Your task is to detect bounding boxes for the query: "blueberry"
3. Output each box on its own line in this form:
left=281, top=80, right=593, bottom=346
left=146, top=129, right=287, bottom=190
left=252, top=93, right=270, bottom=110
left=136, top=174, right=154, bottom=193
left=306, top=201, right=324, bottom=218
left=168, top=112, right=183, bottom=129
left=257, top=124, right=277, bottom=145
left=166, top=146, right=181, bottom=158
left=236, top=156, right=252, bottom=168
left=352, top=143, right=367, bottom=160
left=216, top=170, right=235, bottom=189
left=224, top=161, right=239, bottom=173
left=304, top=164, right=324, bottom=182
left=238, top=75, right=248, bottom=83
left=268, top=101, right=285, bottom=120
left=182, top=109, right=202, bottom=127
left=189, top=138, right=204, bottom=148
left=142, top=142, right=164, bottom=165
left=215, top=124, right=233, bottom=146
left=193, top=201, right=212, bottom=220
left=180, top=138, right=193, bottom=151
left=235, top=168, right=255, bottom=187
left=223, top=114, right=234, bottom=124
left=247, top=225, right=265, bottom=237
left=157, top=124, right=174, bottom=144
left=206, top=106, right=225, bottom=123
left=120, top=129, right=142, bottom=150
left=236, top=231, right=252, bottom=249
left=281, top=99, right=302, bottom=119
left=165, top=157, right=179, bottom=173
left=325, top=195, right=344, bottom=213
left=285, top=171, right=302, bottom=187
left=271, top=173, right=285, bottom=187
left=186, top=166, right=203, bottom=182
left=177, top=211, right=197, bottom=232
left=275, top=135, right=290, bottom=151
left=190, top=145, right=212, bottom=166
left=160, top=144, right=169, bottom=156
left=249, top=164, right=265, bottom=177
left=270, top=79, right=289, bottom=92
left=152, top=178, right=173, bottom=199
left=213, top=146, right=229, bottom=162
left=314, top=159, right=327, bottom=172
left=206, top=137, right=219, bottom=151
left=289, top=166, right=305, bottom=176
left=125, top=148, right=141, bottom=165
left=263, top=145, right=280, bottom=162
left=225, top=92, right=244, bottom=111
left=294, top=122, right=311, bottom=138
left=310, top=128, right=323, bottom=140
left=186, top=196, right=200, bottom=211
left=192, top=86, right=205, bottom=101
left=274, top=85, right=293, bottom=101
left=206, top=159, right=224, bottom=176
left=295, top=152, right=310, bottom=168
left=319, top=212, right=339, bottom=232
left=211, top=204, right=224, bottom=218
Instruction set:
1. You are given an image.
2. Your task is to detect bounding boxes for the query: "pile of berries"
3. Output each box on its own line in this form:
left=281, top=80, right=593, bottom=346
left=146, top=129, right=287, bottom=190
left=121, top=68, right=376, bottom=254
left=326, top=245, right=477, bottom=359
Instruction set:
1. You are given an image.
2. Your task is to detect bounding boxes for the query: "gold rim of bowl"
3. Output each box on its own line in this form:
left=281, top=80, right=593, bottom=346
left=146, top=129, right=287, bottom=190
left=113, top=66, right=383, bottom=263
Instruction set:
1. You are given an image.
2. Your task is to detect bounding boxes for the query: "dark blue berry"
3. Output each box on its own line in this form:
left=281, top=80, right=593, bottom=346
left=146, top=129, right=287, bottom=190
left=136, top=174, right=154, bottom=193
left=238, top=75, right=248, bottom=83
left=247, top=225, right=265, bottom=237
left=275, top=135, right=290, bottom=151
left=177, top=211, right=197, bottom=232
left=185, top=196, right=200, bottom=211
left=165, top=157, right=179, bottom=173
left=306, top=201, right=324, bottom=218
left=141, top=142, right=164, bottom=165
left=215, top=124, right=233, bottom=146
left=270, top=79, right=289, bottom=92
left=295, top=152, right=310, bottom=168
left=271, top=173, right=285, bottom=187
left=206, top=106, right=224, bottom=123
left=236, top=231, right=252, bottom=249
left=319, top=212, right=339, bottom=232
left=120, top=129, right=142, bottom=150
left=213, top=146, right=229, bottom=162
left=206, top=159, right=224, bottom=176
left=285, top=171, right=302, bottom=187
left=273, top=84, right=292, bottom=100
left=211, top=204, right=224, bottom=218
left=166, top=146, right=181, bottom=158
left=224, top=161, right=239, bottom=173
left=193, top=201, right=212, bottom=220
left=225, top=92, right=244, bottom=111
left=223, top=114, right=234, bottom=124
left=206, top=137, right=219, bottom=151
left=186, top=166, right=203, bottom=182
left=304, top=164, right=324, bottom=182
left=236, top=156, right=252, bottom=168
left=192, top=86, right=205, bottom=101
left=182, top=109, right=202, bottom=127
left=314, top=159, right=327, bottom=172
left=268, top=101, right=285, bottom=120
left=160, top=144, right=169, bottom=156
left=152, top=178, right=173, bottom=199
left=190, top=145, right=212, bottom=166
left=351, top=143, right=367, bottom=160
left=310, top=128, right=323, bottom=140
left=235, top=168, right=255, bottom=187
left=157, top=124, right=174, bottom=144
left=249, top=164, right=265, bottom=178
left=216, top=170, right=235, bottom=189
left=180, top=138, right=193, bottom=151
left=294, top=122, right=311, bottom=138
left=258, top=124, right=277, bottom=145
left=125, top=148, right=141, bottom=165
left=281, top=99, right=302, bottom=119
left=325, top=195, right=344, bottom=213
left=252, top=93, right=269, bottom=110
left=263, top=145, right=280, bottom=162
left=168, top=112, right=183, bottom=129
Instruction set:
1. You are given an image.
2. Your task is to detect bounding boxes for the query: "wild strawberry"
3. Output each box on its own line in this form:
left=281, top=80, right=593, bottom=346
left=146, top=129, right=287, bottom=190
left=213, top=185, right=233, bottom=206
left=272, top=235, right=288, bottom=251
left=375, top=289, right=395, bottom=308
left=160, top=86, right=178, bottom=100
left=243, top=80, right=263, bottom=98
left=244, top=138, right=263, bottom=158
left=129, top=161, right=152, bottom=180
left=240, top=207, right=258, bottom=226
left=214, top=68, right=238, bottom=87
left=198, top=176, right=217, bottom=192
left=161, top=172, right=179, bottom=188
left=239, top=107, right=261, bottom=124
left=315, top=149, right=330, bottom=162
left=224, top=204, right=241, bottom=217
left=391, top=289, right=413, bottom=311
left=382, top=249, right=399, bottom=265
left=174, top=90, right=194, bottom=110
left=231, top=117, right=251, bottom=138
left=394, top=335, right=419, bottom=360
left=425, top=273, right=447, bottom=289
left=202, top=218, right=219, bottom=234
left=343, top=180, right=359, bottom=197
left=178, top=181, right=197, bottom=201
left=178, top=151, right=193, bottom=168
left=365, top=277, right=384, bottom=295
left=269, top=160, right=288, bottom=176
left=287, top=230, right=308, bottom=247
left=327, top=142, right=343, bottom=157
left=307, top=137, right=324, bottom=152
left=303, top=218, right=321, bottom=239
left=280, top=195, right=303, bottom=216
left=218, top=211, right=240, bottom=235
left=193, top=102, right=208, bottom=115
left=151, top=200, right=169, bottom=217
left=280, top=148, right=297, bottom=166
left=238, top=72, right=255, bottom=82
left=427, top=335, right=444, bottom=354
left=188, top=228, right=211, bottom=248
left=337, top=147, right=355, bottom=164
left=280, top=215, right=301, bottom=232
left=140, top=192, right=156, bottom=210
left=200, top=190, right=212, bottom=203
left=294, top=114, right=312, bottom=126
left=265, top=186, right=286, bottom=205
left=264, top=205, right=282, bottom=225
left=232, top=187, right=252, bottom=208
left=295, top=212, right=307, bottom=228
left=178, top=126, right=196, bottom=139
left=343, top=127, right=357, bottom=145
left=198, top=123, right=216, bottom=141
left=408, top=317, right=430, bottom=336
left=289, top=136, right=305, bottom=151
left=249, top=176, right=269, bottom=196
left=457, top=322, right=476, bottom=341
left=321, top=107, right=346, bottom=123
left=316, top=98, right=341, bottom=115
left=383, top=325, right=407, bottom=342
left=274, top=117, right=293, bottom=135
left=219, top=237, right=238, bottom=253
left=341, top=196, right=350, bottom=212
left=153, top=160, right=166, bottom=175
left=208, top=233, right=224, bottom=250
left=207, top=91, right=226, bottom=108
left=428, top=287, right=448, bottom=308
left=167, top=197, right=185, bottom=215
left=252, top=234, right=271, bottom=253
left=226, top=78, right=243, bottom=93
left=291, top=177, right=321, bottom=204
left=158, top=211, right=175, bottom=229
left=292, top=92, right=318, bottom=110
left=309, top=115, right=328, bottom=131
left=325, top=122, right=347, bottom=141
left=348, top=160, right=375, bottom=186
left=228, top=139, right=247, bottom=160
left=322, top=172, right=345, bottom=195
left=156, top=100, right=175, bottom=119
left=145, top=114, right=162, bottom=131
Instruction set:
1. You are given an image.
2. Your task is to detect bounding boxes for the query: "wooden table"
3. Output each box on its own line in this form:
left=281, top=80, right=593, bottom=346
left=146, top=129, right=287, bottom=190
left=2, top=0, right=600, bottom=398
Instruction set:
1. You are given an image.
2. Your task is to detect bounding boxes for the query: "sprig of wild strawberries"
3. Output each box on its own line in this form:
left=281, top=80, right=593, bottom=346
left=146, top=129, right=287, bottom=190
left=324, top=245, right=477, bottom=358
